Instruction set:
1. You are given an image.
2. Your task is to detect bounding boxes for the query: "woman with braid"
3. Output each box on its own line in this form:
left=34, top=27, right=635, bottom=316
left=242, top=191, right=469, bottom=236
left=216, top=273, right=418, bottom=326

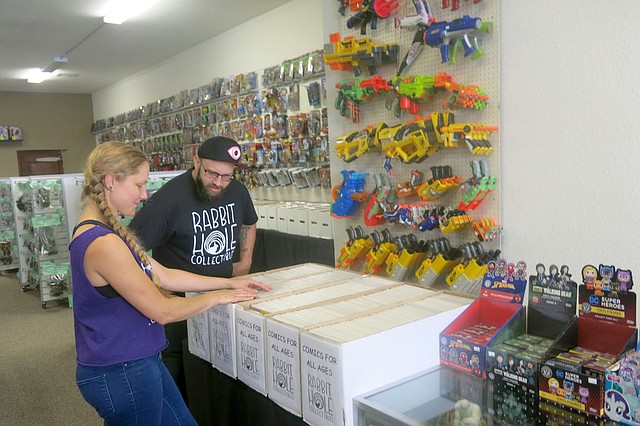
left=70, top=142, right=270, bottom=425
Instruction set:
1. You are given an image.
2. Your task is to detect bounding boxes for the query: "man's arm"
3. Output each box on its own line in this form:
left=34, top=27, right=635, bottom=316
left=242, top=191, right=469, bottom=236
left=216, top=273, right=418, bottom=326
left=232, top=223, right=256, bottom=276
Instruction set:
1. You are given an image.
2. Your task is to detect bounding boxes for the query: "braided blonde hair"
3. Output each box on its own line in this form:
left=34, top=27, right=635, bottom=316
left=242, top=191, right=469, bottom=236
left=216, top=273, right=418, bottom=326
left=83, top=141, right=161, bottom=287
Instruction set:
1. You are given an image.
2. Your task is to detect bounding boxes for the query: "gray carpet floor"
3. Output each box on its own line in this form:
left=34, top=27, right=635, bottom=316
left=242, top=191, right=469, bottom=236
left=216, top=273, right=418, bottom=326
left=0, top=271, right=101, bottom=425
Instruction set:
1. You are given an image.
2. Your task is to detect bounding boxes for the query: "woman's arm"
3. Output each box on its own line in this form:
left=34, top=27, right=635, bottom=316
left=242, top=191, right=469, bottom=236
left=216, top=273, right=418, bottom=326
left=85, top=234, right=260, bottom=324
left=148, top=256, right=271, bottom=293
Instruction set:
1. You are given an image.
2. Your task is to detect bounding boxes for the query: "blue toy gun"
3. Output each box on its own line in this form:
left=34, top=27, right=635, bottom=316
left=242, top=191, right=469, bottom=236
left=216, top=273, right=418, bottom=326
left=331, top=170, right=370, bottom=218
left=423, top=15, right=484, bottom=64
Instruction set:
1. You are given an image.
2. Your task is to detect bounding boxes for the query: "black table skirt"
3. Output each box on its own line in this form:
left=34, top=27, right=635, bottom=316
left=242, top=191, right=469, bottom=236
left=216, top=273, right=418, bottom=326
left=250, top=228, right=335, bottom=274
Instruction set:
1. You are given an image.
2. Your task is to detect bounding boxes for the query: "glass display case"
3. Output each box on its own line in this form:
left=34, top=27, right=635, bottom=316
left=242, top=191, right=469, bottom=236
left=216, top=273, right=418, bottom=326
left=353, top=365, right=619, bottom=426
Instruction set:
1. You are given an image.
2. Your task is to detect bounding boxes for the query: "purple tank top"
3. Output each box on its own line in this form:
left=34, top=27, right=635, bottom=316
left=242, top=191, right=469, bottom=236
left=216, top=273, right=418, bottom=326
left=70, top=224, right=167, bottom=366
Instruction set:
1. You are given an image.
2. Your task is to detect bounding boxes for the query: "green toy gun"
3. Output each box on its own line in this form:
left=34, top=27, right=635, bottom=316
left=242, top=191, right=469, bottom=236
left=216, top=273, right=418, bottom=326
left=335, top=75, right=390, bottom=123
left=386, top=72, right=488, bottom=118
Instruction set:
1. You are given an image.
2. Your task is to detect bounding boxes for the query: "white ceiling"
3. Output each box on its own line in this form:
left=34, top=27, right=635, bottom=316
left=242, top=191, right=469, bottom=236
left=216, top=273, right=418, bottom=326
left=0, top=0, right=294, bottom=94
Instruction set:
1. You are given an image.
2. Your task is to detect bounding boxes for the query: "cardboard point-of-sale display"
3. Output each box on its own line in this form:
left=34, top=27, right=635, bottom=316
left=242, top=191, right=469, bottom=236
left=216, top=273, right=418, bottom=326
left=440, top=259, right=528, bottom=378
left=538, top=264, right=637, bottom=418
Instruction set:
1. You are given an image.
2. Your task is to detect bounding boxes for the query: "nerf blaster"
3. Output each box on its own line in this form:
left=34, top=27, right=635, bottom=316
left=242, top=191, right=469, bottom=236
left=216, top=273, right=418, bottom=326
left=386, top=234, right=427, bottom=280
left=336, top=225, right=374, bottom=269
left=415, top=237, right=462, bottom=287
left=439, top=207, right=473, bottom=234
left=445, top=243, right=500, bottom=294
left=387, top=73, right=488, bottom=118
left=324, top=33, right=399, bottom=76
left=335, top=75, right=390, bottom=123
left=346, top=0, right=400, bottom=34
left=364, top=229, right=398, bottom=275
left=335, top=125, right=377, bottom=162
left=331, top=170, right=370, bottom=218
left=363, top=173, right=395, bottom=226
left=440, top=122, right=497, bottom=154
left=416, top=165, right=462, bottom=201
left=378, top=115, right=442, bottom=163
left=459, top=160, right=496, bottom=211
left=395, top=170, right=423, bottom=197
left=396, top=1, right=491, bottom=72
left=424, top=15, right=491, bottom=64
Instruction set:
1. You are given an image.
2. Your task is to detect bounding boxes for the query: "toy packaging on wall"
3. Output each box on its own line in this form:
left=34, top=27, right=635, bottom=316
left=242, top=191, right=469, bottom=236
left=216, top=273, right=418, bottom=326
left=439, top=258, right=528, bottom=378
left=537, top=264, right=637, bottom=418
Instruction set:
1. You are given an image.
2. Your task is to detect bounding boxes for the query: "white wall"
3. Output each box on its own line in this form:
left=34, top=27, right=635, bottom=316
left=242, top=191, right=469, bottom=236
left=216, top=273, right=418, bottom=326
left=91, top=0, right=640, bottom=275
left=500, top=1, right=640, bottom=274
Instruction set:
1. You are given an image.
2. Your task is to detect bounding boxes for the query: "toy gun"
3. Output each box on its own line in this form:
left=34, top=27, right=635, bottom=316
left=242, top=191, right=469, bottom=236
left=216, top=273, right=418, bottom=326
left=363, top=173, right=395, bottom=226
left=386, top=234, right=427, bottom=280
left=379, top=115, right=442, bottom=162
left=395, top=0, right=435, bottom=75
left=386, top=73, right=488, bottom=118
left=395, top=170, right=423, bottom=197
left=439, top=207, right=473, bottom=234
left=416, top=165, right=462, bottom=201
left=396, top=1, right=492, bottom=72
left=346, top=0, right=400, bottom=35
left=459, top=160, right=496, bottom=211
left=424, top=15, right=490, bottom=64
left=335, top=125, right=378, bottom=162
left=324, top=33, right=399, bottom=76
left=335, top=75, right=390, bottom=123
left=442, top=0, right=482, bottom=12
left=331, top=170, right=370, bottom=218
left=364, top=229, right=398, bottom=275
left=472, top=217, right=501, bottom=242
left=446, top=243, right=500, bottom=294
left=440, top=121, right=497, bottom=154
left=415, top=237, right=462, bottom=287
left=336, top=225, right=374, bottom=269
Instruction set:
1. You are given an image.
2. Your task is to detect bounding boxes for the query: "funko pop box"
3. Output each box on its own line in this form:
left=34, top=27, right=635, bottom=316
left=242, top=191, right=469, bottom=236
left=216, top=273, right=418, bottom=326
left=439, top=259, right=529, bottom=378
left=485, top=263, right=579, bottom=401
left=537, top=264, right=637, bottom=418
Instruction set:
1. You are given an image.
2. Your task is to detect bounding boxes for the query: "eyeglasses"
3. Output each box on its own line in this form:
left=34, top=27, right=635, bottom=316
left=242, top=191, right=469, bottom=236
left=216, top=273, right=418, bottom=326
left=201, top=167, right=234, bottom=182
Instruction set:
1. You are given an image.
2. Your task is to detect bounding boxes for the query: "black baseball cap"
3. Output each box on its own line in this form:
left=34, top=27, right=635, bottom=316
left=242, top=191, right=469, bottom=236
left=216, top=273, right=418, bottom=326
left=197, top=136, right=247, bottom=168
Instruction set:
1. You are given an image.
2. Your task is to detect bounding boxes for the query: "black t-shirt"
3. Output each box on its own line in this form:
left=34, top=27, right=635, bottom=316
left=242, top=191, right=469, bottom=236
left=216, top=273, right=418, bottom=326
left=129, top=169, right=258, bottom=278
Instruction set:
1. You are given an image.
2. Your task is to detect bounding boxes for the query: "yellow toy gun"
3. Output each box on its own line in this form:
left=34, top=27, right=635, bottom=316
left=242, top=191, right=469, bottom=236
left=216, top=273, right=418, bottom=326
left=336, top=225, right=373, bottom=269
left=364, top=229, right=398, bottom=275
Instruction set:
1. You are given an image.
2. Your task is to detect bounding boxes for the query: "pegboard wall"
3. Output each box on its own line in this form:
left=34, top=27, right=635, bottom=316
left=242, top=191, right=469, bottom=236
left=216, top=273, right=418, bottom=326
left=324, top=0, right=501, bottom=282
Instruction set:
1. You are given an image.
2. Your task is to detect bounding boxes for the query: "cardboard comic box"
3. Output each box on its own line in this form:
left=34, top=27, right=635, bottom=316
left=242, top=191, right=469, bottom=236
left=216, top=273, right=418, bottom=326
left=538, top=264, right=637, bottom=418
left=485, top=263, right=579, bottom=397
left=299, top=292, right=472, bottom=426
left=440, top=259, right=528, bottom=378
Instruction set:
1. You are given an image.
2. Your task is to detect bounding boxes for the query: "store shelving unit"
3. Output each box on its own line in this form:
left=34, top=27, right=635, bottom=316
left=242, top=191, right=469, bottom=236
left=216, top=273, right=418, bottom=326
left=0, top=178, right=20, bottom=272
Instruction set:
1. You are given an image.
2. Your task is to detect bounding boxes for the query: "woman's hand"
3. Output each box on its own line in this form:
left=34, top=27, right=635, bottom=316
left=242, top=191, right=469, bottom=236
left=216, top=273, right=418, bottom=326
left=227, top=277, right=272, bottom=293
left=211, top=288, right=260, bottom=305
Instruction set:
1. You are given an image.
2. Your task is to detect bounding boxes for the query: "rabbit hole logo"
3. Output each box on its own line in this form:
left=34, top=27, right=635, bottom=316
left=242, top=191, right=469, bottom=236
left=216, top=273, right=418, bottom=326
left=308, top=374, right=334, bottom=421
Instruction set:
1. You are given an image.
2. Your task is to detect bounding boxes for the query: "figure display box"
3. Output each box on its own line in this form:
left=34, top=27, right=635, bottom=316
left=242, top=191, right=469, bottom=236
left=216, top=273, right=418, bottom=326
left=440, top=259, right=528, bottom=378
left=538, top=264, right=637, bottom=418
left=485, top=263, right=579, bottom=405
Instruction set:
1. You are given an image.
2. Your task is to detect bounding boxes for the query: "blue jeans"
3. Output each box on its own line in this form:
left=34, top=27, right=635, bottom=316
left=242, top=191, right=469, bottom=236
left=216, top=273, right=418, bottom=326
left=76, top=353, right=197, bottom=426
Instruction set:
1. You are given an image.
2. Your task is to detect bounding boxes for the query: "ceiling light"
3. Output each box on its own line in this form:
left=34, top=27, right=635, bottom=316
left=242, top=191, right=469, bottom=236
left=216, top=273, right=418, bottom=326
left=27, top=70, right=53, bottom=84
left=103, top=0, right=155, bottom=25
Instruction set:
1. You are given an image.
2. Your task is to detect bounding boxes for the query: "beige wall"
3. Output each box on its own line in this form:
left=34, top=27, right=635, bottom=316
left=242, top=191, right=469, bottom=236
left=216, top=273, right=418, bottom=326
left=0, top=92, right=95, bottom=177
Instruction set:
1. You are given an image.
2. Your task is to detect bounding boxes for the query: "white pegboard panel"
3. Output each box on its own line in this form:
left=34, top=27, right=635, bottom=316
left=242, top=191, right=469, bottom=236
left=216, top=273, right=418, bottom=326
left=323, top=0, right=501, bottom=274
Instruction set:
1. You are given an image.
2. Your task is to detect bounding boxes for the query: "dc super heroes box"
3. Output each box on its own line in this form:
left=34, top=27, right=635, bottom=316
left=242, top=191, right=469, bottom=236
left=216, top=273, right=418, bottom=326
left=485, top=263, right=579, bottom=394
left=538, top=264, right=637, bottom=418
left=440, top=259, right=528, bottom=378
